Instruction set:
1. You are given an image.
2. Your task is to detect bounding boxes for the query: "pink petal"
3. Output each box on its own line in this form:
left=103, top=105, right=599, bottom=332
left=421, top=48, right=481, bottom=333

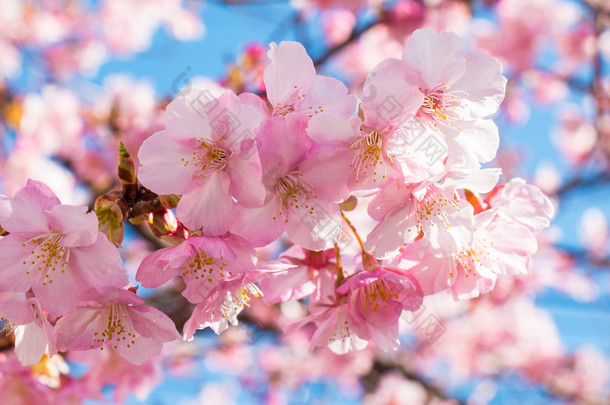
left=443, top=168, right=501, bottom=194
left=367, top=180, right=412, bottom=221
left=165, top=95, right=214, bottom=142
left=113, top=335, right=163, bottom=365
left=257, top=114, right=313, bottom=177
left=264, top=41, right=316, bottom=108
left=299, top=75, right=356, bottom=117
left=0, top=235, right=40, bottom=292
left=14, top=323, right=47, bottom=366
left=453, top=50, right=507, bottom=118
left=137, top=130, right=199, bottom=195
left=219, top=234, right=257, bottom=273
left=55, top=307, right=105, bottom=351
left=402, top=29, right=467, bottom=89
left=69, top=235, right=128, bottom=289
left=0, top=292, right=32, bottom=324
left=176, top=172, right=233, bottom=234
left=298, top=151, right=351, bottom=202
left=136, top=248, right=178, bottom=288
left=128, top=306, right=180, bottom=342
left=3, top=179, right=58, bottom=235
left=362, top=79, right=424, bottom=130
left=187, top=235, right=237, bottom=261
left=307, top=115, right=361, bottom=147
left=259, top=265, right=315, bottom=304
left=450, top=118, right=500, bottom=164
left=46, top=205, right=98, bottom=248
left=226, top=151, right=266, bottom=207
left=286, top=199, right=341, bottom=251
left=231, top=200, right=284, bottom=247
left=365, top=205, right=417, bottom=260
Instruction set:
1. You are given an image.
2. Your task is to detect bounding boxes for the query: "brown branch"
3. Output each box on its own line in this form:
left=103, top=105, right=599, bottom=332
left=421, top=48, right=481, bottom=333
left=554, top=243, right=610, bottom=269
left=551, top=171, right=610, bottom=198
left=313, top=19, right=382, bottom=68
left=366, top=359, right=466, bottom=405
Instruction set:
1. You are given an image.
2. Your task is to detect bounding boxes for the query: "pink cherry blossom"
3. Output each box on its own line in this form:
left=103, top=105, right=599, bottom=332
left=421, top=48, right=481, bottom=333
left=183, top=260, right=296, bottom=339
left=0, top=292, right=57, bottom=366
left=264, top=41, right=356, bottom=118
left=136, top=233, right=257, bottom=303
left=231, top=114, right=351, bottom=250
left=54, top=286, right=180, bottom=365
left=487, top=177, right=555, bottom=232
left=336, top=267, right=423, bottom=351
left=138, top=89, right=268, bottom=233
left=398, top=210, right=538, bottom=300
left=0, top=180, right=128, bottom=316
left=289, top=298, right=368, bottom=355
left=368, top=29, right=506, bottom=166
left=183, top=274, right=262, bottom=339
left=364, top=178, right=475, bottom=259
left=258, top=246, right=337, bottom=304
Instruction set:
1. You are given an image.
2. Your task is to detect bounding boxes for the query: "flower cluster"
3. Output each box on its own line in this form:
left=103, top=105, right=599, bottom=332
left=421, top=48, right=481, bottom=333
left=0, top=27, right=554, bottom=368
left=132, top=29, right=553, bottom=354
left=0, top=180, right=179, bottom=366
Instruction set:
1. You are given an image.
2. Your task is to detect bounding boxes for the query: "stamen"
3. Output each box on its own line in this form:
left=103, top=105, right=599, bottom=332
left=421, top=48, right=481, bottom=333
left=91, top=303, right=137, bottom=350
left=417, top=83, right=470, bottom=129
left=182, top=251, right=228, bottom=282
left=349, top=131, right=391, bottom=184
left=181, top=137, right=229, bottom=179
left=21, top=232, right=69, bottom=286
left=275, top=172, right=318, bottom=221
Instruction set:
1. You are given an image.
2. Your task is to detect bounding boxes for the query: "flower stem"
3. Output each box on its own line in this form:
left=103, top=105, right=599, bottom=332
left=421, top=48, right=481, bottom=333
left=340, top=211, right=365, bottom=253
left=334, top=243, right=344, bottom=285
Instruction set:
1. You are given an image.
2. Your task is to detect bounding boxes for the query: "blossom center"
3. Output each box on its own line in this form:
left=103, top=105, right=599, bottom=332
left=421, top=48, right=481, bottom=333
left=21, top=232, right=69, bottom=286
left=91, top=303, right=137, bottom=350
left=221, top=283, right=262, bottom=318
left=182, top=137, right=230, bottom=179
left=415, top=188, right=458, bottom=232
left=349, top=131, right=393, bottom=184
left=275, top=172, right=318, bottom=217
left=360, top=277, right=398, bottom=313
left=417, top=83, right=469, bottom=128
left=182, top=250, right=228, bottom=283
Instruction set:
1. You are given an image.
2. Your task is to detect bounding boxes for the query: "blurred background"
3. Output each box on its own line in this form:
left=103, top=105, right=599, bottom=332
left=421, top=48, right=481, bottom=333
left=0, top=0, right=608, bottom=404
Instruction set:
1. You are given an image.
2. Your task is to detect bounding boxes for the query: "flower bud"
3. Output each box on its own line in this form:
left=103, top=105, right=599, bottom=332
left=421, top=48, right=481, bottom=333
left=159, top=194, right=181, bottom=210
left=118, top=142, right=137, bottom=197
left=94, top=192, right=127, bottom=246
left=148, top=209, right=178, bottom=237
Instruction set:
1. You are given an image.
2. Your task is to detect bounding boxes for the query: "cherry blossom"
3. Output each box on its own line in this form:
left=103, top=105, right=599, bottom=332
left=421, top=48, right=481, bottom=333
left=231, top=114, right=351, bottom=250
left=54, top=286, right=179, bottom=365
left=336, top=267, right=423, bottom=351
left=138, top=90, right=268, bottom=233
left=136, top=233, right=257, bottom=303
left=0, top=180, right=128, bottom=316
left=0, top=292, right=57, bottom=366
left=264, top=41, right=356, bottom=118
